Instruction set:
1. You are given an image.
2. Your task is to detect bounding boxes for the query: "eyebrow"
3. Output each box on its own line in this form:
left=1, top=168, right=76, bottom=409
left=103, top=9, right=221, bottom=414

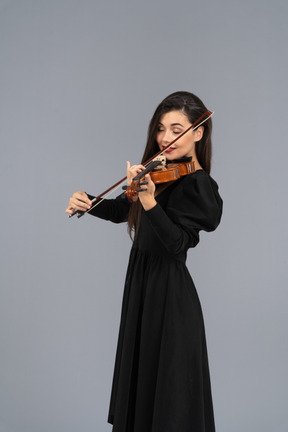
left=158, top=122, right=184, bottom=127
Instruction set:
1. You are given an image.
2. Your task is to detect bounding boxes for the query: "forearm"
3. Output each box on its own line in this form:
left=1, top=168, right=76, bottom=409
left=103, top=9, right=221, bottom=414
left=145, top=203, right=199, bottom=254
left=87, top=193, right=131, bottom=224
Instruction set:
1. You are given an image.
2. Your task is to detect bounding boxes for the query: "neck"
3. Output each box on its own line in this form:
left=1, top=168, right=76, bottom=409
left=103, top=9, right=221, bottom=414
left=189, top=151, right=202, bottom=171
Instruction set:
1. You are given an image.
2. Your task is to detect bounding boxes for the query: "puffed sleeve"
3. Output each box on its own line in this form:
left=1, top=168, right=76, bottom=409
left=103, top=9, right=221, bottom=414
left=144, top=171, right=223, bottom=254
left=86, top=192, right=131, bottom=223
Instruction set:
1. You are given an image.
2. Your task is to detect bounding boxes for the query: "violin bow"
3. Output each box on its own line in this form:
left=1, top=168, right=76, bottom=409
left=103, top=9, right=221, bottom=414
left=69, top=110, right=214, bottom=218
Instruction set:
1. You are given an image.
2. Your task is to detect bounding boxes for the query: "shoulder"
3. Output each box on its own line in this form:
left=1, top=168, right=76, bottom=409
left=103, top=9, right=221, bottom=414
left=168, top=170, right=223, bottom=231
left=173, top=170, right=221, bottom=201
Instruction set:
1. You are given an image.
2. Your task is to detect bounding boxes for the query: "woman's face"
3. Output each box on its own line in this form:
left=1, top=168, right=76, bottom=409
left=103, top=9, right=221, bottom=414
left=156, top=110, right=202, bottom=161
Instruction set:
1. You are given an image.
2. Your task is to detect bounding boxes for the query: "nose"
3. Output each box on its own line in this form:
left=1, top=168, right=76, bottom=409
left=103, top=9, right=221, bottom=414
left=162, top=130, right=172, bottom=144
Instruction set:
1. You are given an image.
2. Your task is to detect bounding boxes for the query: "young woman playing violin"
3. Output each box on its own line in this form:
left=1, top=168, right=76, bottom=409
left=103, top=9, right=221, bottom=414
left=66, top=91, right=223, bottom=432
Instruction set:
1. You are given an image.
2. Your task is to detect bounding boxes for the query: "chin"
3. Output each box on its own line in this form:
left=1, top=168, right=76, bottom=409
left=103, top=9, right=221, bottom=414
left=165, top=152, right=177, bottom=159
left=165, top=152, right=182, bottom=161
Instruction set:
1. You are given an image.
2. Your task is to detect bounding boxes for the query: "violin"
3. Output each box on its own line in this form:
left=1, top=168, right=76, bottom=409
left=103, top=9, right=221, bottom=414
left=123, top=156, right=195, bottom=202
left=69, top=110, right=213, bottom=218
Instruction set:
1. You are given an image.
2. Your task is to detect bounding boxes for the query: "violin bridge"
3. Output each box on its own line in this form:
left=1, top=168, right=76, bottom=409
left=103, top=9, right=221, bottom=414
left=152, top=155, right=166, bottom=170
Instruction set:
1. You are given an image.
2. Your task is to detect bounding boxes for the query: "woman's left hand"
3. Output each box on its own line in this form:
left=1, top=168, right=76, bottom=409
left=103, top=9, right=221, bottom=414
left=126, top=161, right=157, bottom=210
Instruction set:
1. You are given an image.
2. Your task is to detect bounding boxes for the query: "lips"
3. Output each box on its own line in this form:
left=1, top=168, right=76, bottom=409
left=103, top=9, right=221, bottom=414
left=162, top=147, right=175, bottom=153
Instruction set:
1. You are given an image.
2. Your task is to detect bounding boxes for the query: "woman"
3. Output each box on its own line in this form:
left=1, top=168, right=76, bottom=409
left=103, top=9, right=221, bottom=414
left=66, top=91, right=223, bottom=432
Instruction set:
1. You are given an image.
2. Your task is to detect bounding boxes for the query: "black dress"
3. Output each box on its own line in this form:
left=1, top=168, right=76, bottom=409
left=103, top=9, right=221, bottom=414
left=89, top=170, right=223, bottom=432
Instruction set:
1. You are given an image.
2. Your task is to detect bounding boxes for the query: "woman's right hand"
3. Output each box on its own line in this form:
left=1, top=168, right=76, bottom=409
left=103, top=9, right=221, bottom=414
left=65, top=191, right=92, bottom=215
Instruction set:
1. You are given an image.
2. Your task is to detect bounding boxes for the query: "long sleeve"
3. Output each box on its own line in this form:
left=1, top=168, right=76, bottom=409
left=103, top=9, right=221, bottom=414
left=87, top=193, right=131, bottom=224
left=144, top=171, right=223, bottom=255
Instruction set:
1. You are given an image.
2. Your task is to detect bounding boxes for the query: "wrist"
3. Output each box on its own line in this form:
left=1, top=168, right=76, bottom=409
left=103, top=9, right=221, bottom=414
left=140, top=196, right=157, bottom=211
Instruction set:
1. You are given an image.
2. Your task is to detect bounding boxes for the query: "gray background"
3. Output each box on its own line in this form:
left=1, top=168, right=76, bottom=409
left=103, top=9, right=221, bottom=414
left=1, top=0, right=287, bottom=431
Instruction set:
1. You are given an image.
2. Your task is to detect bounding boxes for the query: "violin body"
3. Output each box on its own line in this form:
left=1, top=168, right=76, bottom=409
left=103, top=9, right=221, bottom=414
left=151, top=159, right=196, bottom=183
left=124, top=159, right=195, bottom=202
left=150, top=165, right=181, bottom=184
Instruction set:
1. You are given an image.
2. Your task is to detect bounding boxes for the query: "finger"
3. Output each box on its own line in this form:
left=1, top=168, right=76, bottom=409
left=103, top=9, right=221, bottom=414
left=73, top=192, right=92, bottom=209
left=70, top=197, right=91, bottom=211
left=73, top=191, right=92, bottom=206
left=65, top=206, right=74, bottom=214
left=130, top=164, right=145, bottom=172
left=65, top=204, right=82, bottom=214
left=137, top=165, right=146, bottom=172
left=145, top=174, right=156, bottom=194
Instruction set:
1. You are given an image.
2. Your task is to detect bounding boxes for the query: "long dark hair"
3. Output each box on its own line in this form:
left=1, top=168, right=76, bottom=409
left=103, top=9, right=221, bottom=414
left=127, top=91, right=213, bottom=240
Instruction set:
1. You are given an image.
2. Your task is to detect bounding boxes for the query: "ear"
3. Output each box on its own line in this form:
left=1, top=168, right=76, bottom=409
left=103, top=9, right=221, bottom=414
left=194, top=126, right=204, bottom=142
